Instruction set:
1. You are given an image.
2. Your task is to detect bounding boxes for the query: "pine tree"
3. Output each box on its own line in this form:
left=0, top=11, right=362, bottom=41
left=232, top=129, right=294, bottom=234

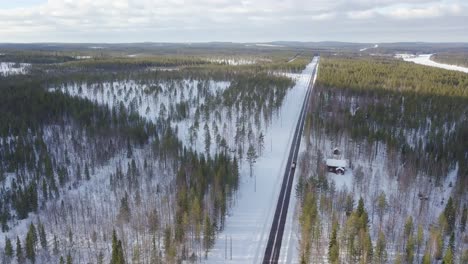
left=97, top=252, right=104, bottom=264
left=375, top=231, right=387, bottom=264
left=448, top=232, right=455, bottom=252
left=66, top=253, right=72, bottom=264
left=204, top=123, right=211, bottom=155
left=444, top=197, right=456, bottom=233
left=404, top=216, right=413, bottom=240
left=421, top=251, right=431, bottom=264
left=5, top=237, right=13, bottom=259
left=118, top=192, right=131, bottom=223
left=59, top=256, right=65, bottom=264
left=416, top=224, right=424, bottom=261
left=357, top=197, right=365, bottom=217
left=462, top=250, right=468, bottom=264
left=26, top=223, right=36, bottom=263
left=38, top=221, right=47, bottom=249
left=443, top=247, right=453, bottom=264
left=203, top=215, right=215, bottom=256
left=127, top=138, right=133, bottom=158
left=76, top=164, right=81, bottom=181
left=16, top=236, right=23, bottom=263
left=461, top=203, right=467, bottom=233
left=68, top=228, right=73, bottom=246
left=85, top=163, right=90, bottom=181
left=405, top=234, right=414, bottom=264
left=111, top=230, right=125, bottom=264
left=246, top=144, right=257, bottom=177
left=258, top=132, right=265, bottom=156
left=42, top=179, right=48, bottom=201
left=132, top=244, right=141, bottom=264
left=53, top=234, right=59, bottom=255
left=345, top=195, right=354, bottom=216
left=376, top=192, right=387, bottom=227
left=328, top=222, right=339, bottom=264
left=363, top=231, right=373, bottom=263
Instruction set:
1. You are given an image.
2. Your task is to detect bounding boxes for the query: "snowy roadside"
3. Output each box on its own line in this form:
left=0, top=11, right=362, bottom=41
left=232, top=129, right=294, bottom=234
left=204, top=58, right=318, bottom=263
left=278, top=60, right=319, bottom=264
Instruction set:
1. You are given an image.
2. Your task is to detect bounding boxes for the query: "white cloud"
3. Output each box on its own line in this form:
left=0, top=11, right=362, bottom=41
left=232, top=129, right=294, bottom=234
left=0, top=0, right=466, bottom=42
left=383, top=3, right=464, bottom=19
left=347, top=9, right=376, bottom=19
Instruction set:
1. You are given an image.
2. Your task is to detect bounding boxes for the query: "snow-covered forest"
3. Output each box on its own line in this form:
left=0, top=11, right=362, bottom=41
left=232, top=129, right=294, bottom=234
left=0, top=51, right=312, bottom=264
left=295, top=56, right=468, bottom=263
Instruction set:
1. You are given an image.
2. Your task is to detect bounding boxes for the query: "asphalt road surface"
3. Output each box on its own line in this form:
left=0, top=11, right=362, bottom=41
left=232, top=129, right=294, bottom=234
left=262, top=59, right=317, bottom=264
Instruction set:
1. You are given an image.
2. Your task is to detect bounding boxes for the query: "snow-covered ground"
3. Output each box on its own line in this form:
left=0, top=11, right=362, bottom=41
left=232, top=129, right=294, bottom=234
left=50, top=79, right=230, bottom=124
left=43, top=59, right=318, bottom=262
left=74, top=55, right=92, bottom=59
left=0, top=62, right=31, bottom=76
left=205, top=58, right=318, bottom=263
left=301, top=128, right=462, bottom=262
left=396, top=53, right=468, bottom=73
left=207, top=57, right=272, bottom=65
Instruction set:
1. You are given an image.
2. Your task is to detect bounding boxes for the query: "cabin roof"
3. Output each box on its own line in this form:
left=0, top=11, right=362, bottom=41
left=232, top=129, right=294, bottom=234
left=326, top=159, right=347, bottom=168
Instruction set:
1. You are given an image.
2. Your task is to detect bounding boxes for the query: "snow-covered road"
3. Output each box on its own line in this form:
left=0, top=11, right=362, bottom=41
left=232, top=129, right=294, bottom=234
left=398, top=54, right=468, bottom=73
left=205, top=57, right=319, bottom=263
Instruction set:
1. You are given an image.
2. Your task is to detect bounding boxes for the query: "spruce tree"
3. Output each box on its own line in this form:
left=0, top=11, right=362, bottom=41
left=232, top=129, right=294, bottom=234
left=76, top=164, right=81, bottom=181
left=328, top=222, right=339, bottom=264
left=405, top=234, right=414, bottom=264
left=118, top=192, right=131, bottom=223
left=246, top=144, right=257, bottom=177
left=357, top=197, right=365, bottom=217
left=38, top=221, right=47, bottom=249
left=110, top=230, right=125, bottom=264
left=204, top=123, right=211, bottom=155
left=26, top=224, right=36, bottom=263
left=85, top=163, right=90, bottom=181
left=42, top=179, right=48, bottom=201
left=461, top=203, right=467, bottom=233
left=5, top=237, right=13, bottom=259
left=448, top=232, right=455, bottom=252
left=422, top=251, right=431, bottom=264
left=375, top=231, right=387, bottom=264
left=444, top=197, right=456, bottom=233
left=16, top=236, right=23, bottom=263
left=66, top=253, right=72, bottom=264
left=443, top=247, right=453, bottom=264
left=126, top=138, right=133, bottom=158
left=53, top=234, right=59, bottom=255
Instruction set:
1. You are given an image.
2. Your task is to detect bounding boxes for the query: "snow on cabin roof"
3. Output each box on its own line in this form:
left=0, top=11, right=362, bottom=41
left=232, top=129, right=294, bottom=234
left=326, top=159, right=347, bottom=168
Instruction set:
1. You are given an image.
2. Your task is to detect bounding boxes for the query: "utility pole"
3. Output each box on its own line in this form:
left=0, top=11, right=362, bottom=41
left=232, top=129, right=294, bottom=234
left=225, top=235, right=227, bottom=260
left=230, top=236, right=232, bottom=260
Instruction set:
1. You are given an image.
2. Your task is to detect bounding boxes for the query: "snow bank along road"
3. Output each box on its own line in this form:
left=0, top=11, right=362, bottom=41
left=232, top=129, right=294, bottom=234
left=205, top=57, right=319, bottom=263
left=263, top=59, right=317, bottom=264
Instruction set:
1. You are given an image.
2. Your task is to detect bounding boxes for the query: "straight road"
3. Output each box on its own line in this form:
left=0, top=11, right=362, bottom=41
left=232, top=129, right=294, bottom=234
left=262, top=58, right=318, bottom=264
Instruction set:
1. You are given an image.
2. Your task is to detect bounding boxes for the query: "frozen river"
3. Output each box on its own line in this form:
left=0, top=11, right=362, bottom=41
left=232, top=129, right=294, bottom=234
left=397, top=54, right=468, bottom=73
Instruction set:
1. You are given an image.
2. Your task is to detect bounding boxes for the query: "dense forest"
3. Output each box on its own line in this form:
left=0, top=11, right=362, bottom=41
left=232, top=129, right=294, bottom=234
left=0, top=52, right=76, bottom=64
left=296, top=56, right=468, bottom=263
left=314, top=56, right=467, bottom=185
left=0, top=51, right=307, bottom=263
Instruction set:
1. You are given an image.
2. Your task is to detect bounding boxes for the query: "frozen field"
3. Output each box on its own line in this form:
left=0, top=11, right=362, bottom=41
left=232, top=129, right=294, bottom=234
left=205, top=58, right=318, bottom=263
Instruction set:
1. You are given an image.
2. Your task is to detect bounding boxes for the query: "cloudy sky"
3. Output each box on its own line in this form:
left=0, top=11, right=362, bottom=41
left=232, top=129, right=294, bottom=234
left=0, top=0, right=467, bottom=43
